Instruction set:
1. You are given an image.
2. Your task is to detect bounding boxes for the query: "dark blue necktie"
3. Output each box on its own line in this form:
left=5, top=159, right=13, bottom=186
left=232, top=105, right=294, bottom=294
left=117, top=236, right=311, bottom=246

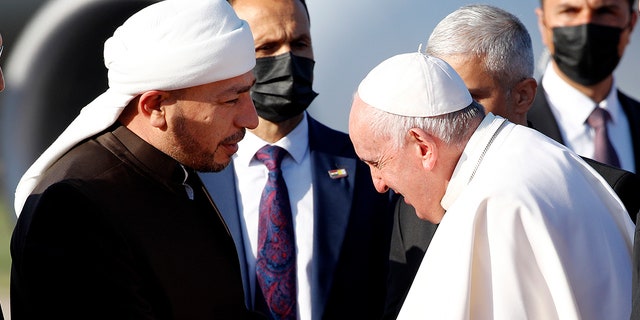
left=255, top=145, right=296, bottom=320
left=587, top=106, right=621, bottom=168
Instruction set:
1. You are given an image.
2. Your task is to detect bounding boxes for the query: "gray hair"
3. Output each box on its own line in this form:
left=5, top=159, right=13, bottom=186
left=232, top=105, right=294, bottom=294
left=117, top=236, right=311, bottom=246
left=366, top=101, right=485, bottom=151
left=426, top=4, right=533, bottom=90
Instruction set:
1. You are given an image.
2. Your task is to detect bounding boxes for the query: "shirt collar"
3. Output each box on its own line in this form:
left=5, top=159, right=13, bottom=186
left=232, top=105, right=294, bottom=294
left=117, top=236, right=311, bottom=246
left=235, top=112, right=310, bottom=167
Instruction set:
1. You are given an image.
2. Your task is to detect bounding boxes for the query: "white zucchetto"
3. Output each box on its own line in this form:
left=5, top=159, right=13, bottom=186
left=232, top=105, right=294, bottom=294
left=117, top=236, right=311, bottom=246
left=14, top=0, right=256, bottom=215
left=357, top=52, right=472, bottom=117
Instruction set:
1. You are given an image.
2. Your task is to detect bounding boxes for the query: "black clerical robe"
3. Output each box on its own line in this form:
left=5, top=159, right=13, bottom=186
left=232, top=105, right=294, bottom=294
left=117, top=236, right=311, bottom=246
left=11, top=125, right=262, bottom=319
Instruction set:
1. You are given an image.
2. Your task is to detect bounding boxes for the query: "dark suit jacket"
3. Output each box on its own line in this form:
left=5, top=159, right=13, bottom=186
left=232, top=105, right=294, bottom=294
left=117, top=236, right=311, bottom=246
left=200, top=115, right=394, bottom=320
left=11, top=125, right=262, bottom=319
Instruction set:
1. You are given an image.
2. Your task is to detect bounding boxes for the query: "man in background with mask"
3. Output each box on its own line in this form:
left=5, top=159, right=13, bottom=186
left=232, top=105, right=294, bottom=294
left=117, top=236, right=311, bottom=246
left=200, top=0, right=393, bottom=319
left=529, top=0, right=640, bottom=174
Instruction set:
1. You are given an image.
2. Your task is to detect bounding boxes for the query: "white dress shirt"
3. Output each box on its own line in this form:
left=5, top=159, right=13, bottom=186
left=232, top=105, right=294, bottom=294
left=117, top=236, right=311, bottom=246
left=542, top=63, right=635, bottom=172
left=233, top=112, right=314, bottom=320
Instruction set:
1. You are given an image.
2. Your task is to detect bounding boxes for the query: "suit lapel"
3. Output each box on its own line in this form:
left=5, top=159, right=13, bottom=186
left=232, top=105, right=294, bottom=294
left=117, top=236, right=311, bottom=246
left=528, top=83, right=565, bottom=144
left=307, top=117, right=356, bottom=318
left=617, top=91, right=640, bottom=172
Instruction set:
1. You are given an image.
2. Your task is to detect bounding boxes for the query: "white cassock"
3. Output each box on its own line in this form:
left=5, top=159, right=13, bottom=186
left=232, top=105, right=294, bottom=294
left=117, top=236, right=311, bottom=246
left=398, top=113, right=634, bottom=320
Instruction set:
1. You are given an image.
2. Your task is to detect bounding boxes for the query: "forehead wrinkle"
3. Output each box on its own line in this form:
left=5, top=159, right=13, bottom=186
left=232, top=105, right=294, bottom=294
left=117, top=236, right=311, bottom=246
left=252, top=15, right=300, bottom=45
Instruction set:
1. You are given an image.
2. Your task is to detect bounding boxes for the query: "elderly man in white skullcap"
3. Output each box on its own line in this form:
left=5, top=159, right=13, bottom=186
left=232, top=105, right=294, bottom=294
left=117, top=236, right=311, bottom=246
left=10, top=0, right=265, bottom=318
left=349, top=52, right=635, bottom=320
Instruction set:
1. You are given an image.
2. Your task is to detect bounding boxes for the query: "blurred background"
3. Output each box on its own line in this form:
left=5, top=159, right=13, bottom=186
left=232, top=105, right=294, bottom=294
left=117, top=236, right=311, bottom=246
left=0, top=0, right=638, bottom=318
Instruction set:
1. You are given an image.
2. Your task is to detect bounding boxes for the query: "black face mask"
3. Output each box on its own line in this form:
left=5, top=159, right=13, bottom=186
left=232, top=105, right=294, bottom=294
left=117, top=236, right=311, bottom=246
left=251, top=52, right=319, bottom=123
left=552, top=23, right=623, bottom=86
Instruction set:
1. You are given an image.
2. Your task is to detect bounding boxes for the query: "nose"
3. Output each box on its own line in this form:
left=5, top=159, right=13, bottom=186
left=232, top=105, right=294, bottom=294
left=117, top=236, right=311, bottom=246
left=371, top=172, right=389, bottom=193
left=238, top=93, right=258, bottom=129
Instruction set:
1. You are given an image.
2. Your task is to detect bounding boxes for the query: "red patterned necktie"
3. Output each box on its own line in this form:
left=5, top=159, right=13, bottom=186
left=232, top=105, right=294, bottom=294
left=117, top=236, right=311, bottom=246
left=587, top=106, right=621, bottom=168
left=255, top=145, right=297, bottom=320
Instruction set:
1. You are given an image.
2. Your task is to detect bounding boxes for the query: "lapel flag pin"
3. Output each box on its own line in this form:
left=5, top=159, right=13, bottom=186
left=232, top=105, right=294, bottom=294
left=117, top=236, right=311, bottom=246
left=328, top=168, right=348, bottom=179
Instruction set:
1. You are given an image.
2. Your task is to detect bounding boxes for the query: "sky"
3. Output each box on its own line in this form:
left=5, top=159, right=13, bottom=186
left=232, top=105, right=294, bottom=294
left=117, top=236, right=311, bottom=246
left=306, top=0, right=640, bottom=132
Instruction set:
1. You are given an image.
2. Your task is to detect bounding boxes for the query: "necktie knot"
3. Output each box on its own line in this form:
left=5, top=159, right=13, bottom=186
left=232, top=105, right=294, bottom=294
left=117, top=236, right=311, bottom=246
left=587, top=106, right=611, bottom=129
left=256, top=145, right=287, bottom=171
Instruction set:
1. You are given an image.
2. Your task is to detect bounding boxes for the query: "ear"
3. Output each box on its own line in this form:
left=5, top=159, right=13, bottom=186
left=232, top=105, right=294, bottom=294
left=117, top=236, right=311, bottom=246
left=408, top=128, right=438, bottom=171
left=513, top=78, right=538, bottom=116
left=138, top=90, right=171, bottom=128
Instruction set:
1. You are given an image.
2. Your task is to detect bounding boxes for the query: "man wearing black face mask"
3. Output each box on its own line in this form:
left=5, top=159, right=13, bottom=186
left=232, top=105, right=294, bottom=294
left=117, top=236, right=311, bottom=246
left=529, top=0, right=640, bottom=175
left=200, top=0, right=394, bottom=319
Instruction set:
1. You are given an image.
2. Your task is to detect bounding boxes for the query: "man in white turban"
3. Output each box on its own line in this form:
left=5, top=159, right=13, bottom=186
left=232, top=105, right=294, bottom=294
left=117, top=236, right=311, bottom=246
left=10, top=0, right=265, bottom=318
left=349, top=52, right=635, bottom=319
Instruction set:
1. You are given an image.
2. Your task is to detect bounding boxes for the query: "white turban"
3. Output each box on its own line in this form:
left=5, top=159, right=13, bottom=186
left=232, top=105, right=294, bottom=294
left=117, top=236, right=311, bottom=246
left=14, top=0, right=256, bottom=215
left=357, top=52, right=472, bottom=117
